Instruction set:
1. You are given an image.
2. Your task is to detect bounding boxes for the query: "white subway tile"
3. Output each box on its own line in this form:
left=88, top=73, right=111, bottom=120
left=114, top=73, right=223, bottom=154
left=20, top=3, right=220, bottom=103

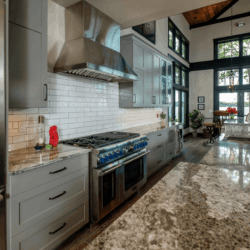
left=76, top=117, right=91, bottom=123
left=69, top=113, right=83, bottom=118
left=59, top=108, right=77, bottom=113
left=90, top=116, right=102, bottom=121
left=60, top=85, right=76, bottom=91
left=49, top=113, right=68, bottom=119
left=50, top=102, right=68, bottom=108
left=68, top=123, right=84, bottom=129
left=9, top=122, right=13, bottom=130
left=76, top=127, right=91, bottom=133
left=49, top=90, right=68, bottom=96
left=48, top=83, right=60, bottom=90
left=60, top=96, right=76, bottom=102
left=50, top=77, right=69, bottom=85
left=9, top=115, right=27, bottom=122
left=68, top=80, right=83, bottom=87
left=60, top=118, right=77, bottom=124
left=9, top=142, right=27, bottom=151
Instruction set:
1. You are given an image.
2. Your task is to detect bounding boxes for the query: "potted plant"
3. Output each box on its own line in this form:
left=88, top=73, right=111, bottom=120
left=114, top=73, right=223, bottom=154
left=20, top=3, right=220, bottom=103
left=226, top=107, right=238, bottom=119
left=160, top=112, right=166, bottom=126
left=188, top=110, right=204, bottom=137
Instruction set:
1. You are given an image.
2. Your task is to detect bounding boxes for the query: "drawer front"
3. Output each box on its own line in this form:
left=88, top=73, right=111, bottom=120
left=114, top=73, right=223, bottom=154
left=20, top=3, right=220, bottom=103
left=11, top=168, right=88, bottom=237
left=11, top=153, right=89, bottom=196
left=150, top=141, right=165, bottom=157
left=165, top=147, right=175, bottom=162
left=148, top=153, right=165, bottom=175
left=11, top=197, right=89, bottom=250
left=147, top=131, right=168, bottom=143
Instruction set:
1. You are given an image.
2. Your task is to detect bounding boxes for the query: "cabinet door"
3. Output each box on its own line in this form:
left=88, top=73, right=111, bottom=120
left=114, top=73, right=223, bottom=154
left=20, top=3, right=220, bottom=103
left=152, top=75, right=160, bottom=105
left=133, top=68, right=144, bottom=107
left=160, top=76, right=167, bottom=106
left=167, top=62, right=173, bottom=106
left=9, top=0, right=43, bottom=33
left=133, top=43, right=144, bottom=70
left=9, top=23, right=46, bottom=108
left=144, top=49, right=153, bottom=72
left=161, top=59, right=167, bottom=76
left=144, top=72, right=153, bottom=107
left=154, top=54, right=161, bottom=75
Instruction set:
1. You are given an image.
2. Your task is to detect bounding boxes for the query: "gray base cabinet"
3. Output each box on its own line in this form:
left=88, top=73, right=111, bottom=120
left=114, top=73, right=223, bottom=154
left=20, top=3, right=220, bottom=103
left=9, top=153, right=89, bottom=250
left=9, top=0, right=48, bottom=108
left=146, top=126, right=180, bottom=176
left=119, top=34, right=173, bottom=108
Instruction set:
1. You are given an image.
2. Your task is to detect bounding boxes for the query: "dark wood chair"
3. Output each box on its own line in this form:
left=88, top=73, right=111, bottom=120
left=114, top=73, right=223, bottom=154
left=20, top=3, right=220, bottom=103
left=213, top=111, right=230, bottom=136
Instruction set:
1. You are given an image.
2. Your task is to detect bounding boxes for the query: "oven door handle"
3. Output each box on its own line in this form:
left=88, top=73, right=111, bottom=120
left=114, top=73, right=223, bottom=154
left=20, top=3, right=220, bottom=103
left=102, top=164, right=123, bottom=175
left=123, top=150, right=150, bottom=165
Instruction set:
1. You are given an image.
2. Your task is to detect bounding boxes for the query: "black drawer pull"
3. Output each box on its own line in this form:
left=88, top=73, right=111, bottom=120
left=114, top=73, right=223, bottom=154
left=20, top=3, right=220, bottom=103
left=169, top=152, right=173, bottom=155
left=157, top=134, right=162, bottom=136
left=49, top=191, right=66, bottom=200
left=50, top=167, right=67, bottom=174
left=157, top=145, right=162, bottom=148
left=49, top=223, right=66, bottom=235
left=157, top=160, right=162, bottom=164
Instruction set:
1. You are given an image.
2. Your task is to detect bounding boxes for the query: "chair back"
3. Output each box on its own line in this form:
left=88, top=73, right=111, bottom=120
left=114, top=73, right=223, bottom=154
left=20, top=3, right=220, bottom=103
left=213, top=111, right=229, bottom=126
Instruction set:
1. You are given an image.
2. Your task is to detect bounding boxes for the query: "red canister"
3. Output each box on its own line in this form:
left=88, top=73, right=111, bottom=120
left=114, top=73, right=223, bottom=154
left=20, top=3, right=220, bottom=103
left=49, top=126, right=59, bottom=147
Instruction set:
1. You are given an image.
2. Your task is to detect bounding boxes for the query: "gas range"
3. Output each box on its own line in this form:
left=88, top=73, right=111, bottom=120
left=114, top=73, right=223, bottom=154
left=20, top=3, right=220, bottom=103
left=61, top=131, right=148, bottom=168
left=61, top=131, right=149, bottom=225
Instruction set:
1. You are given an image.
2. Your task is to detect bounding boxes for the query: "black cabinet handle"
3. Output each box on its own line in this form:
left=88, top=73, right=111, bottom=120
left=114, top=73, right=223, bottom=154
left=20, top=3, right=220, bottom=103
left=169, top=152, right=173, bottom=155
left=133, top=94, right=136, bottom=103
left=50, top=167, right=67, bottom=174
left=49, top=223, right=66, bottom=235
left=44, top=84, right=48, bottom=101
left=49, top=191, right=66, bottom=200
left=157, top=160, right=162, bottom=164
left=157, top=134, right=162, bottom=136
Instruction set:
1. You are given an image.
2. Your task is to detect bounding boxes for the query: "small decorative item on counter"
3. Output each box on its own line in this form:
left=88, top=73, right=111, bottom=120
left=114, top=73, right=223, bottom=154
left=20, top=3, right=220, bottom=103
left=45, top=144, right=52, bottom=150
left=226, top=107, right=238, bottom=119
left=34, top=145, right=43, bottom=151
left=49, top=126, right=59, bottom=147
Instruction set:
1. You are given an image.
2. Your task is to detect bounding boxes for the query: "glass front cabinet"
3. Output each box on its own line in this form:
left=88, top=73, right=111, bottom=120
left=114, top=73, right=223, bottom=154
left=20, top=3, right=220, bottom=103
left=119, top=34, right=173, bottom=108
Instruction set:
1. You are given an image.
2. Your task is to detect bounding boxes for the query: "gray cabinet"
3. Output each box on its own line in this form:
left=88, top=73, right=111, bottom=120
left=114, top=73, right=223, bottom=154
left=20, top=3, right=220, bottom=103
left=120, top=34, right=173, bottom=108
left=9, top=153, right=90, bottom=250
left=9, top=0, right=48, bottom=108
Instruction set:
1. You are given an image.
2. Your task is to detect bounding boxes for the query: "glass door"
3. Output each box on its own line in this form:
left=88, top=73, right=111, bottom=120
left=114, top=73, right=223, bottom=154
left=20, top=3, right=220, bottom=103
left=219, top=92, right=238, bottom=111
left=244, top=92, right=250, bottom=116
left=161, top=77, right=167, bottom=105
left=175, top=90, right=180, bottom=122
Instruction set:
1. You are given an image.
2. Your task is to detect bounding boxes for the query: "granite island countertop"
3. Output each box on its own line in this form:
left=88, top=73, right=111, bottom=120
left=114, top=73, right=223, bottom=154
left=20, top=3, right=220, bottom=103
left=84, top=161, right=250, bottom=250
left=118, top=122, right=183, bottom=135
left=9, top=144, right=91, bottom=176
left=224, top=117, right=250, bottom=126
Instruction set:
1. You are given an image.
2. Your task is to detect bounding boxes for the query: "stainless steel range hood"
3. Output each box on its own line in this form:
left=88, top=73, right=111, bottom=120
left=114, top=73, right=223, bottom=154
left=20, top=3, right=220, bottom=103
left=53, top=0, right=137, bottom=82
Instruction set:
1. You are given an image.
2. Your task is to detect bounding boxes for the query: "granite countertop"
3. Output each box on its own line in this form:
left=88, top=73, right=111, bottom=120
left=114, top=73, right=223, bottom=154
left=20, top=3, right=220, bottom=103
left=86, top=161, right=250, bottom=249
left=9, top=144, right=91, bottom=176
left=224, top=117, right=250, bottom=125
left=118, top=121, right=182, bottom=135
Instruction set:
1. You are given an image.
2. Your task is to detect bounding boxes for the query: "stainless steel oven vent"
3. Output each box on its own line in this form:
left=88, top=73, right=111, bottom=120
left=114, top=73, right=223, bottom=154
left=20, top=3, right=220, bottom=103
left=53, top=0, right=137, bottom=82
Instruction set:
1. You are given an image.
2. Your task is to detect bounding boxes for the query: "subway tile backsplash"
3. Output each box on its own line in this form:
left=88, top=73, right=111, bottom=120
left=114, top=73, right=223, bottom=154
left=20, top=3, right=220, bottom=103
left=8, top=73, right=163, bottom=151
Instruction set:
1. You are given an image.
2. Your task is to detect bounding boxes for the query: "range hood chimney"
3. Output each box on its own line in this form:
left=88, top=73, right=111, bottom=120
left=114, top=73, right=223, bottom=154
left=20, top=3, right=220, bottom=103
left=53, top=0, right=138, bottom=82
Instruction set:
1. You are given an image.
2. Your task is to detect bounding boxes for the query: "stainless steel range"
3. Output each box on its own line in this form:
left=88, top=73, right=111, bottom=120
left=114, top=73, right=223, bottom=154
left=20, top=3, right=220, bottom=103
left=61, top=131, right=149, bottom=224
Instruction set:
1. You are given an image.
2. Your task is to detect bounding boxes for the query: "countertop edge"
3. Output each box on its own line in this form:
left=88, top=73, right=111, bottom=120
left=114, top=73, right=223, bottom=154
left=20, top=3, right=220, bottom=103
left=9, top=149, right=91, bottom=176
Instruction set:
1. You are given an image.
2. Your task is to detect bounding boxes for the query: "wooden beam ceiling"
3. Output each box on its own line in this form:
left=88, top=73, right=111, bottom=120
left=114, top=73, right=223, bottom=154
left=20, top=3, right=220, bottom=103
left=183, top=0, right=235, bottom=26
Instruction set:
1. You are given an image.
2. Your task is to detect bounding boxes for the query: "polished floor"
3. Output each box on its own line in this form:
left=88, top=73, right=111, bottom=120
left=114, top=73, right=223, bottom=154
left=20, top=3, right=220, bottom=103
left=57, top=135, right=211, bottom=250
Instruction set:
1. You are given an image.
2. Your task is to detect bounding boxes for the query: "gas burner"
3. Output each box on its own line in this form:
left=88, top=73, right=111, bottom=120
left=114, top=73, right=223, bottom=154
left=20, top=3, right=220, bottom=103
left=61, top=131, right=140, bottom=149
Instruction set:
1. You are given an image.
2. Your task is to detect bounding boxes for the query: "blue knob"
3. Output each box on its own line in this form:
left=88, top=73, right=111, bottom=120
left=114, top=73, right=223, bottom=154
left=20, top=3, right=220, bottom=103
left=119, top=150, right=123, bottom=156
left=100, top=158, right=105, bottom=164
left=134, top=145, right=137, bottom=150
left=140, top=143, right=143, bottom=148
left=105, top=156, right=109, bottom=161
left=109, top=154, right=114, bottom=160
left=114, top=152, right=118, bottom=158
left=145, top=142, right=148, bottom=146
left=137, top=145, right=140, bottom=148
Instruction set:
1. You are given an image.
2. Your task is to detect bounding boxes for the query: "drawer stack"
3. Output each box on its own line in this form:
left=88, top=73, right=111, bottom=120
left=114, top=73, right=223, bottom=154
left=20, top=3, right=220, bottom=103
left=146, top=128, right=176, bottom=176
left=9, top=153, right=89, bottom=250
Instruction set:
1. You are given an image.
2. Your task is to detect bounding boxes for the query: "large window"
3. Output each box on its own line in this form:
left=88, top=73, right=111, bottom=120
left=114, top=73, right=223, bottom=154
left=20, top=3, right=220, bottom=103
left=168, top=55, right=189, bottom=128
left=215, top=66, right=250, bottom=117
left=168, top=18, right=189, bottom=61
left=215, top=33, right=250, bottom=60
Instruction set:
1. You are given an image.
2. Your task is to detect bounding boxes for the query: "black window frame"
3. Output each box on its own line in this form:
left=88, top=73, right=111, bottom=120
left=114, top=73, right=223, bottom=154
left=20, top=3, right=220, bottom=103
left=168, top=54, right=189, bottom=129
left=168, top=18, right=190, bottom=62
left=214, top=32, right=250, bottom=60
left=214, top=66, right=250, bottom=117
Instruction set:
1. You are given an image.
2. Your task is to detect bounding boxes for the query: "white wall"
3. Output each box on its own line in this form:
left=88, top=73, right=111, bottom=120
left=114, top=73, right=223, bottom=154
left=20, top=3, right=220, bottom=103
left=121, top=14, right=190, bottom=68
left=189, top=0, right=250, bottom=132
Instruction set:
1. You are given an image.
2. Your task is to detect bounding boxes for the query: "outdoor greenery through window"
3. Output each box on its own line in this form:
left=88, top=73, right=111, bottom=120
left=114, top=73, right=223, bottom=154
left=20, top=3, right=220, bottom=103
left=218, top=69, right=239, bottom=86
left=168, top=18, right=189, bottom=61
left=215, top=33, right=250, bottom=59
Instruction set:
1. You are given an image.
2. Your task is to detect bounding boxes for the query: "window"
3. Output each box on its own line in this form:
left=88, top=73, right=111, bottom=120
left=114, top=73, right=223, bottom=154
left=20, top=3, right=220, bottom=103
left=168, top=55, right=189, bottom=128
left=215, top=33, right=250, bottom=59
left=215, top=66, right=250, bottom=117
left=168, top=18, right=189, bottom=61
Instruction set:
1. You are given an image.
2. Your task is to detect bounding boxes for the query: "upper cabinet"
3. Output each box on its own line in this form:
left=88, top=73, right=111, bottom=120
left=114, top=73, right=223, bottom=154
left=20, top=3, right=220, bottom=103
left=119, top=34, right=173, bottom=108
left=9, top=0, right=48, bottom=108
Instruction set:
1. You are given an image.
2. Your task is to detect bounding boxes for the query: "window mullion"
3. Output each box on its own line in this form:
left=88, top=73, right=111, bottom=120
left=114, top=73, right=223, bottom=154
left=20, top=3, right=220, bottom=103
left=239, top=38, right=243, bottom=57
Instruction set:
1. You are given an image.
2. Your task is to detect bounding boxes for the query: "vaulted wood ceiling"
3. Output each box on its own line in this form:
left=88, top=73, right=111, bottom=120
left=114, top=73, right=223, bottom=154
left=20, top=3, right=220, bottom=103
left=183, top=0, right=234, bottom=26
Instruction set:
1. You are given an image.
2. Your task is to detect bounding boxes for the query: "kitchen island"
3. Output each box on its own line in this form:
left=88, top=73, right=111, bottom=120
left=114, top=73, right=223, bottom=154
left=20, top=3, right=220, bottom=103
left=84, top=160, right=250, bottom=250
left=224, top=117, right=250, bottom=139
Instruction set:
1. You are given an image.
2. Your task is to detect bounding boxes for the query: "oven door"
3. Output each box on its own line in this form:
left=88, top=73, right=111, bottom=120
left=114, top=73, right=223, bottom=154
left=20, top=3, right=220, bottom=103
left=92, top=162, right=121, bottom=223
left=119, top=150, right=149, bottom=203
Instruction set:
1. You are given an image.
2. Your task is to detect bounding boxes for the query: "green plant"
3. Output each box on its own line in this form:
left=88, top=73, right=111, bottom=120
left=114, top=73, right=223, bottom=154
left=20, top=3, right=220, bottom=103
left=188, top=109, right=204, bottom=130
